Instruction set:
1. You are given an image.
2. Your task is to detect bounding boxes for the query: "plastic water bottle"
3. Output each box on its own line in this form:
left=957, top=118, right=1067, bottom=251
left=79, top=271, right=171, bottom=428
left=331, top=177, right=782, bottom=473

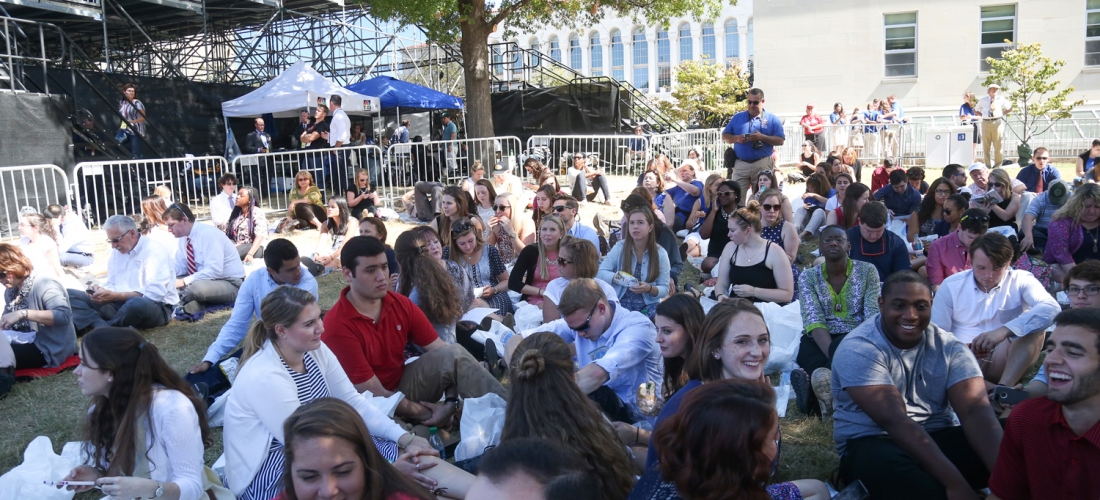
left=428, top=427, right=446, bottom=460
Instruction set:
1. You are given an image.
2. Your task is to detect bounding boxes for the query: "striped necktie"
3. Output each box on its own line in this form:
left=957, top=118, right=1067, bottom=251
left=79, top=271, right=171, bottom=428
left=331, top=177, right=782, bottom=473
left=186, top=237, right=197, bottom=275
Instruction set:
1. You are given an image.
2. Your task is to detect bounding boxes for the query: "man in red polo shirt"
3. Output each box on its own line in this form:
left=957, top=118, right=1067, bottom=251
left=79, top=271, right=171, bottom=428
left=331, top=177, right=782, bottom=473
left=869, top=157, right=904, bottom=192
left=988, top=307, right=1100, bottom=500
left=322, top=236, right=506, bottom=426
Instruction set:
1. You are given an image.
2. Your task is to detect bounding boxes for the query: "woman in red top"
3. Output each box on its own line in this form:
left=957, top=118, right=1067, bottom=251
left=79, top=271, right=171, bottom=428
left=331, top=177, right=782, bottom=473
left=799, top=104, right=825, bottom=151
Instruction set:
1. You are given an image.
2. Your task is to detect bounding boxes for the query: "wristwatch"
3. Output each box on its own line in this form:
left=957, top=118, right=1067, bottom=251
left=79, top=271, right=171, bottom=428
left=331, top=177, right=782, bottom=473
left=444, top=397, right=460, bottom=411
left=151, top=482, right=164, bottom=499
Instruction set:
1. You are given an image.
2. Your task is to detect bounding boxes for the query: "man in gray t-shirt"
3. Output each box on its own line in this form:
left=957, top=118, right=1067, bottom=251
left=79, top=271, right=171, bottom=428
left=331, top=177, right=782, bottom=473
left=831, top=271, right=1003, bottom=500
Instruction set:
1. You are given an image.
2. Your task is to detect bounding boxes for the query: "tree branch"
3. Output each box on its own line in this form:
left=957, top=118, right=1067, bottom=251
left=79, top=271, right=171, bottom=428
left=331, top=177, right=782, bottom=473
left=489, top=0, right=538, bottom=27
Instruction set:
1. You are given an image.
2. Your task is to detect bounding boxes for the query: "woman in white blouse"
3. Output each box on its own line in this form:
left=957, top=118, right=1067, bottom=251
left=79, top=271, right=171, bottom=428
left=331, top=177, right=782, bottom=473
left=224, top=286, right=470, bottom=499
left=61, top=327, right=212, bottom=500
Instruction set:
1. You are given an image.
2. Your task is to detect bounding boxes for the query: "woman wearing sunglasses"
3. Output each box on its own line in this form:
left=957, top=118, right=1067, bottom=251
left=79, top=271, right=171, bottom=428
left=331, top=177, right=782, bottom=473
left=758, top=189, right=802, bottom=284
left=486, top=191, right=534, bottom=265
left=697, top=181, right=742, bottom=275
left=508, top=214, right=565, bottom=306
left=447, top=217, right=514, bottom=314
left=976, top=168, right=1021, bottom=232
left=714, top=202, right=794, bottom=305
left=540, top=237, right=617, bottom=323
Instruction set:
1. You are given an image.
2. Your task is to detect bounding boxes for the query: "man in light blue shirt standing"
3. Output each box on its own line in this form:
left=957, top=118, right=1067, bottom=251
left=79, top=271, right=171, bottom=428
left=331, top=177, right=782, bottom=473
left=442, top=113, right=458, bottom=175
left=722, top=88, right=786, bottom=199
left=186, top=238, right=318, bottom=387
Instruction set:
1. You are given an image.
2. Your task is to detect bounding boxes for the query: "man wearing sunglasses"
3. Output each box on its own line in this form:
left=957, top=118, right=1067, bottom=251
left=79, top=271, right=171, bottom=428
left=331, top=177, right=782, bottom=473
left=926, top=209, right=989, bottom=291
left=931, top=232, right=1059, bottom=389
left=552, top=194, right=600, bottom=251
left=68, top=215, right=177, bottom=332
left=942, top=164, right=971, bottom=194
left=721, top=88, right=786, bottom=198
left=1015, top=147, right=1061, bottom=194
left=848, top=201, right=910, bottom=283
left=550, top=278, right=662, bottom=423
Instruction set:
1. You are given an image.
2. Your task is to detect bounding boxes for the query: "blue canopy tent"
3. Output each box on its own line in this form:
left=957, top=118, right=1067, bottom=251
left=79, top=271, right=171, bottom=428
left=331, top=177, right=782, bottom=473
left=345, top=76, right=464, bottom=112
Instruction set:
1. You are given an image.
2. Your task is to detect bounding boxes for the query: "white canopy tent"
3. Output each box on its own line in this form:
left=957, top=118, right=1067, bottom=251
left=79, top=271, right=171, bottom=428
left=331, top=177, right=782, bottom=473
left=221, top=60, right=381, bottom=118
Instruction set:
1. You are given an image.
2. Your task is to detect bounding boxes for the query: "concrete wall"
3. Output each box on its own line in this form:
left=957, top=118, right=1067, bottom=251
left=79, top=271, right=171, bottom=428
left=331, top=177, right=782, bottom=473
left=755, top=0, right=1100, bottom=115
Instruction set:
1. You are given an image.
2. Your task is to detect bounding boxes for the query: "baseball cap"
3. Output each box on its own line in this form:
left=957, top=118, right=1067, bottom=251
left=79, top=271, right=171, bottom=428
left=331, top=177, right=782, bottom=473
left=968, top=162, right=988, bottom=173
left=491, top=163, right=510, bottom=175
left=988, top=83, right=1001, bottom=89
left=1048, top=179, right=1070, bottom=205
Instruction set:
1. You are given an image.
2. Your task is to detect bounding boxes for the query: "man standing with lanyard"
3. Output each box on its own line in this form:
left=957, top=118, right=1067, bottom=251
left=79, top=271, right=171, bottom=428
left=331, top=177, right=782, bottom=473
left=976, top=84, right=1012, bottom=168
left=328, top=94, right=351, bottom=193
left=722, top=88, right=786, bottom=201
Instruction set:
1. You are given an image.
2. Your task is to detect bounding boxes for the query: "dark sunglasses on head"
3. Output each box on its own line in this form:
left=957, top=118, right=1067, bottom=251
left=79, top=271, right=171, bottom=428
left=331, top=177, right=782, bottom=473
left=493, top=204, right=510, bottom=212
left=960, top=214, right=990, bottom=223
left=451, top=219, right=474, bottom=234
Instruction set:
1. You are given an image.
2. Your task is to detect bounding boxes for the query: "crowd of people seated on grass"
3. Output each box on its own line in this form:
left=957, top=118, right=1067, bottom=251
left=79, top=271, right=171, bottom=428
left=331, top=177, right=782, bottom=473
left=6, top=87, right=1100, bottom=500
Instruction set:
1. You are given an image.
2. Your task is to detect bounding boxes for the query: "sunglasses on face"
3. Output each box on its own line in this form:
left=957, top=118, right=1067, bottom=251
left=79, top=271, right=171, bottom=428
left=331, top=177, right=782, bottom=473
left=552, top=205, right=569, bottom=213
left=571, top=302, right=599, bottom=332
left=107, top=229, right=133, bottom=244
left=493, top=205, right=510, bottom=212
left=716, top=191, right=735, bottom=197
left=1035, top=156, right=1049, bottom=161
left=557, top=257, right=573, bottom=266
left=761, top=204, right=781, bottom=212
left=991, top=182, right=1005, bottom=189
left=942, top=208, right=953, bottom=215
left=747, top=100, right=761, bottom=105
left=935, top=189, right=951, bottom=195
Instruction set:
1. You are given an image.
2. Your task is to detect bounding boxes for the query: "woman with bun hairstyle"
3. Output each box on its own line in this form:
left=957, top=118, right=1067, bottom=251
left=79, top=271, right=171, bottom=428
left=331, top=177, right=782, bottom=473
left=60, top=327, right=213, bottom=500
left=503, top=332, right=636, bottom=500
left=714, top=201, right=794, bottom=305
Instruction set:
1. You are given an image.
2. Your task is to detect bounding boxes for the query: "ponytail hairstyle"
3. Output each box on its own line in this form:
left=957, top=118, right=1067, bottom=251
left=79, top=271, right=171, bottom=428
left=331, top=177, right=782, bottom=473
left=80, top=328, right=212, bottom=477
left=503, top=332, right=636, bottom=500
left=240, top=286, right=317, bottom=367
left=394, top=230, right=462, bottom=326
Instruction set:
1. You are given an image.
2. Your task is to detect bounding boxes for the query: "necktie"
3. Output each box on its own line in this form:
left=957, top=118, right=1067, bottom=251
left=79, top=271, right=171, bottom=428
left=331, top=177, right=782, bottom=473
left=1036, top=168, right=1044, bottom=194
left=230, top=195, right=236, bottom=211
left=186, top=237, right=197, bottom=275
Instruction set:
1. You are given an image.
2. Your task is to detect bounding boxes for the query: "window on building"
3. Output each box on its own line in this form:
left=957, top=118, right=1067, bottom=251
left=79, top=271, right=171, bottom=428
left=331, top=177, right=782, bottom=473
left=590, top=32, right=603, bottom=76
left=884, top=12, right=917, bottom=77
left=657, top=30, right=671, bottom=89
left=611, top=29, right=624, bottom=80
left=549, top=36, right=562, bottom=63
left=570, top=34, right=582, bottom=71
left=511, top=40, right=522, bottom=71
left=633, top=27, right=649, bottom=90
left=530, top=38, right=541, bottom=67
left=679, top=23, right=692, bottom=62
left=748, top=19, right=754, bottom=59
left=1087, top=0, right=1100, bottom=65
left=702, top=22, right=716, bottom=62
left=980, top=4, right=1016, bottom=72
left=725, top=19, right=739, bottom=64
left=492, top=46, right=503, bottom=75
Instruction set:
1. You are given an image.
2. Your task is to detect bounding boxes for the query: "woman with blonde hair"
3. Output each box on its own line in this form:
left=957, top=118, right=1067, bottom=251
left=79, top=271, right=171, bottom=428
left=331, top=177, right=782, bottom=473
left=715, top=201, right=795, bottom=305
left=140, top=195, right=177, bottom=258
left=486, top=191, right=534, bottom=263
left=225, top=286, right=465, bottom=500
left=18, top=212, right=65, bottom=279
left=978, top=168, right=1021, bottom=232
left=598, top=205, right=670, bottom=318
left=504, top=332, right=636, bottom=500
left=508, top=214, right=565, bottom=306
left=282, top=170, right=327, bottom=231
left=345, top=168, right=378, bottom=219
left=1045, top=182, right=1100, bottom=282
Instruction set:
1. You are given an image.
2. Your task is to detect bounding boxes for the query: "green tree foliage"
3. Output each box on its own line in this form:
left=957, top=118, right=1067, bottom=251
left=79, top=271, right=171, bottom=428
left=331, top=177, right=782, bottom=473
left=364, top=0, right=729, bottom=139
left=983, top=42, right=1084, bottom=145
left=657, top=59, right=748, bottom=128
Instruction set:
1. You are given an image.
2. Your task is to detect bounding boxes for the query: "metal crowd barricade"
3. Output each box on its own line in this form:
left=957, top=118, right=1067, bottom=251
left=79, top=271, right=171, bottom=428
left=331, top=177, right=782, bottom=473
left=71, top=156, right=228, bottom=228
left=524, top=135, right=651, bottom=178
left=379, top=136, right=523, bottom=210
left=0, top=164, right=69, bottom=240
left=231, top=144, right=384, bottom=214
left=780, top=123, right=912, bottom=166
left=648, top=129, right=726, bottom=172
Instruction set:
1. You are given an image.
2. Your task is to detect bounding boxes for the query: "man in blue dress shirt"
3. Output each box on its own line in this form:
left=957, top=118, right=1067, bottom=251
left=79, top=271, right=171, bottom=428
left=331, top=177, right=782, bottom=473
left=722, top=88, right=786, bottom=200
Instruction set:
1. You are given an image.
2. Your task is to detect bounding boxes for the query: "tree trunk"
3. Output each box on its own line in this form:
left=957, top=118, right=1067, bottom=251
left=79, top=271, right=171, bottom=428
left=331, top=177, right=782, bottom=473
left=459, top=0, right=494, bottom=139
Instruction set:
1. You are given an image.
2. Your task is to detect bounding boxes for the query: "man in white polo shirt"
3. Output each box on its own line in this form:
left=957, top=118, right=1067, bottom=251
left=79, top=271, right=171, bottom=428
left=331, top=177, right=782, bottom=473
left=931, top=232, right=1059, bottom=388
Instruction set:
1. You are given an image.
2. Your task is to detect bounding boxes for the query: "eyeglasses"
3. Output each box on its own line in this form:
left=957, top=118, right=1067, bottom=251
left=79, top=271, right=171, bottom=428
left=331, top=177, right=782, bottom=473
left=492, top=205, right=511, bottom=212
left=571, top=302, right=599, bottom=332
left=557, top=257, right=573, bottom=266
left=450, top=219, right=474, bottom=234
left=761, top=204, right=780, bottom=212
left=1068, top=285, right=1100, bottom=296
left=552, top=205, right=570, bottom=213
left=747, top=100, right=761, bottom=105
left=107, top=229, right=133, bottom=244
left=1035, top=156, right=1049, bottom=161
left=934, top=189, right=951, bottom=195
left=960, top=214, right=990, bottom=223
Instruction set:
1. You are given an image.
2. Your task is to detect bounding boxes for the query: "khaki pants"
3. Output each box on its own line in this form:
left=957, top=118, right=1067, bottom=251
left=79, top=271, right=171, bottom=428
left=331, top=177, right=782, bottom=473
left=732, top=156, right=775, bottom=203
left=981, top=119, right=1004, bottom=167
left=864, top=130, right=881, bottom=159
left=396, top=344, right=507, bottom=404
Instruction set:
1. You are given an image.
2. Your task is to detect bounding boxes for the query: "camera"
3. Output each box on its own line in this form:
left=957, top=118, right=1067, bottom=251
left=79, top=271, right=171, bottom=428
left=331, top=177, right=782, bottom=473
left=751, top=141, right=764, bottom=150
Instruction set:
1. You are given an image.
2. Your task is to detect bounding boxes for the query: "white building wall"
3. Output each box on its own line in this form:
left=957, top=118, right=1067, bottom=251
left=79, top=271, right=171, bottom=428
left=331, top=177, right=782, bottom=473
left=755, top=0, right=1100, bottom=116
left=488, top=1, right=755, bottom=100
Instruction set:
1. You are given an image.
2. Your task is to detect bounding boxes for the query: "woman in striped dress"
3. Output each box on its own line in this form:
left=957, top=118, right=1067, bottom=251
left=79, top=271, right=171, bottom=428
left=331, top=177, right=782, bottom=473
left=225, top=286, right=471, bottom=499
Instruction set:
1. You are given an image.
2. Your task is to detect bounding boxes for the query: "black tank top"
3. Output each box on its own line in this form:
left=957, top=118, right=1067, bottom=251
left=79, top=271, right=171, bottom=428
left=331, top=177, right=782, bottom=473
left=726, top=241, right=779, bottom=303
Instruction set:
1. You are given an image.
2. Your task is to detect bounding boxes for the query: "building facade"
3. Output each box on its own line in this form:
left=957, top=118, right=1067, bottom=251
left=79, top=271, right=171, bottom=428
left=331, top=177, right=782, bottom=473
left=488, top=2, right=755, bottom=98
left=755, top=0, right=1100, bottom=116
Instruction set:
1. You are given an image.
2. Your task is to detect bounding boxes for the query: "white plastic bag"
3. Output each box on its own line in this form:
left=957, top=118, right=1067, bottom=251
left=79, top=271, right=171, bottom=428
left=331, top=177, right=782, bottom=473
left=756, top=301, right=803, bottom=374
left=0, top=436, right=79, bottom=500
left=453, top=393, right=506, bottom=461
left=470, top=320, right=511, bottom=357
left=512, top=301, right=543, bottom=332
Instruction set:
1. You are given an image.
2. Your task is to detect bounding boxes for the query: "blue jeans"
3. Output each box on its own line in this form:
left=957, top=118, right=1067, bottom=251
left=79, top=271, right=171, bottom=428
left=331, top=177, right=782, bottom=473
left=120, top=132, right=143, bottom=159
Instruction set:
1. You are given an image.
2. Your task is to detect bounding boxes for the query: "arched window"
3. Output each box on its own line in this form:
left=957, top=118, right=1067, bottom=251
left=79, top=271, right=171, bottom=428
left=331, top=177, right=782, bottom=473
left=611, top=29, right=624, bottom=80
left=529, top=37, right=541, bottom=67
left=590, top=32, right=603, bottom=76
left=657, top=29, right=670, bottom=89
left=679, top=23, right=692, bottom=62
left=549, top=36, right=562, bottom=63
left=510, top=40, right=523, bottom=71
left=725, top=19, right=740, bottom=63
left=632, top=27, right=648, bottom=90
left=492, top=46, right=503, bottom=75
left=569, top=33, right=582, bottom=70
left=702, top=22, right=716, bottom=61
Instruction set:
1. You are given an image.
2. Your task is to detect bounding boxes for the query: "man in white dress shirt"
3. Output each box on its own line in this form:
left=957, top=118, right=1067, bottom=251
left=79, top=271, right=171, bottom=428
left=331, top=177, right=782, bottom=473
left=163, top=203, right=246, bottom=315
left=552, top=194, right=601, bottom=251
left=328, top=94, right=352, bottom=193
left=210, top=173, right=237, bottom=231
left=68, top=215, right=178, bottom=330
left=975, top=84, right=1012, bottom=168
left=931, top=232, right=1059, bottom=388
